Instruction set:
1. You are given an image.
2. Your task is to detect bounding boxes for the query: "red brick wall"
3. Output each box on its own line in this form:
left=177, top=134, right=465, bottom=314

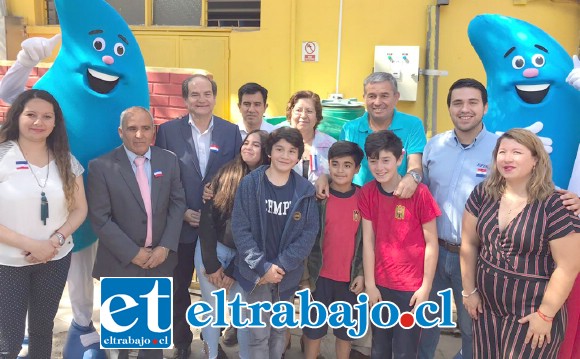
left=0, top=65, right=192, bottom=126
left=147, top=71, right=191, bottom=126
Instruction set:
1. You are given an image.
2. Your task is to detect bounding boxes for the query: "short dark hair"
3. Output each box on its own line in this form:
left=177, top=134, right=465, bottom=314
left=182, top=74, right=217, bottom=99
left=328, top=141, right=364, bottom=167
left=446, top=78, right=487, bottom=107
left=238, top=82, right=268, bottom=104
left=364, top=130, right=403, bottom=159
left=267, top=127, right=305, bottom=160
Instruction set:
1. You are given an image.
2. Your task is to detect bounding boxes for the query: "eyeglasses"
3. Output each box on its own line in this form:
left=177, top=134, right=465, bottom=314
left=292, top=107, right=315, bottom=116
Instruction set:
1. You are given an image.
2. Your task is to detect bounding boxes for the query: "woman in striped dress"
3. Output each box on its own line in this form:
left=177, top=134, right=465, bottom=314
left=460, top=128, right=580, bottom=358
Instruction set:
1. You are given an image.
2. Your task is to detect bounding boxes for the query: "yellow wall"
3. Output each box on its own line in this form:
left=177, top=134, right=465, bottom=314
left=133, top=28, right=232, bottom=116
left=6, top=0, right=44, bottom=26
left=9, top=0, right=580, bottom=131
left=230, top=0, right=432, bottom=124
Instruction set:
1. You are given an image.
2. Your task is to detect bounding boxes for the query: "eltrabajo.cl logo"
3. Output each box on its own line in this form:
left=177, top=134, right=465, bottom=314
left=100, top=277, right=173, bottom=349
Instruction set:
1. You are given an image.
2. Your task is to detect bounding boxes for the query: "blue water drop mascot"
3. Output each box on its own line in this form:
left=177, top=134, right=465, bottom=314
left=468, top=14, right=580, bottom=190
left=0, top=0, right=150, bottom=358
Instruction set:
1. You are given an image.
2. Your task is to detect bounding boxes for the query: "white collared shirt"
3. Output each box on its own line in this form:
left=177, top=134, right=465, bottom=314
left=238, top=119, right=275, bottom=138
left=189, top=115, right=214, bottom=177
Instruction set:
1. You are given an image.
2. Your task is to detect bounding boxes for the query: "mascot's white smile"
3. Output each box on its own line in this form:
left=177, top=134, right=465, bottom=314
left=87, top=68, right=120, bottom=94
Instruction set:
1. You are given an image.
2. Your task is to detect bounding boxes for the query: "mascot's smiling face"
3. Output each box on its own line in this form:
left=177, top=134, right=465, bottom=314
left=56, top=0, right=144, bottom=98
left=504, top=43, right=551, bottom=104
left=468, top=14, right=572, bottom=108
left=85, top=29, right=125, bottom=94
left=468, top=14, right=580, bottom=189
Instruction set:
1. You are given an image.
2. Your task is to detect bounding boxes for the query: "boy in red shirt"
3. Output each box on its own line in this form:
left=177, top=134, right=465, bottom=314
left=303, top=141, right=365, bottom=359
left=359, top=130, right=440, bottom=358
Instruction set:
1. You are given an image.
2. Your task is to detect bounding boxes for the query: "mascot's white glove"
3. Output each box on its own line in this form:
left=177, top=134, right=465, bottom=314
left=566, top=55, right=580, bottom=91
left=496, top=121, right=553, bottom=154
left=524, top=122, right=553, bottom=154
left=16, top=34, right=61, bottom=68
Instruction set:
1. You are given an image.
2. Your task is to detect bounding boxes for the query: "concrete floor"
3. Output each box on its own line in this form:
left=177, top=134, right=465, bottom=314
left=50, top=281, right=462, bottom=358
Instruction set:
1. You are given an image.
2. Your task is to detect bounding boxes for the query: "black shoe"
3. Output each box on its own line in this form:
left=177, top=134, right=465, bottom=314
left=173, top=347, right=191, bottom=359
left=222, top=325, right=238, bottom=347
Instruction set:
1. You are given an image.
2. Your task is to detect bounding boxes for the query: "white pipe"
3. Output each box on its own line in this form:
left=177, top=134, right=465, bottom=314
left=335, top=0, right=344, bottom=95
left=290, top=0, right=297, bottom=94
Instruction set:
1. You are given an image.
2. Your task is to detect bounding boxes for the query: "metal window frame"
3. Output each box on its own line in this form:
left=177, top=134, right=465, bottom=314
left=45, top=0, right=261, bottom=28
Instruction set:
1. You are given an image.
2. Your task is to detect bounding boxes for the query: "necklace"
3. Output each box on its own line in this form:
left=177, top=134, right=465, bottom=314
left=503, top=195, right=527, bottom=216
left=18, top=142, right=50, bottom=225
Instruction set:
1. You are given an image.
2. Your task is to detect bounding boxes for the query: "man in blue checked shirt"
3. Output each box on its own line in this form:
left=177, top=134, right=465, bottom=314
left=419, top=78, right=497, bottom=359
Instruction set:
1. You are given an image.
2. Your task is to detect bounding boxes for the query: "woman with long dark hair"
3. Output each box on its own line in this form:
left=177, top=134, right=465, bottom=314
left=196, top=129, right=269, bottom=359
left=0, top=89, right=87, bottom=358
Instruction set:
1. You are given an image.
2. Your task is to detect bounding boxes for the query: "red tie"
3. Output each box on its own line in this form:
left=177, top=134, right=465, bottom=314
left=134, top=156, right=152, bottom=248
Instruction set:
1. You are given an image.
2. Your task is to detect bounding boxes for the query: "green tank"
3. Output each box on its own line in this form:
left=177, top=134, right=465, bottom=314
left=264, top=116, right=287, bottom=126
left=318, top=98, right=365, bottom=140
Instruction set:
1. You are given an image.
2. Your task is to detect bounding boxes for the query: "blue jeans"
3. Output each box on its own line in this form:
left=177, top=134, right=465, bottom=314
left=419, top=246, right=473, bottom=359
left=229, top=280, right=250, bottom=359
left=194, top=241, right=249, bottom=359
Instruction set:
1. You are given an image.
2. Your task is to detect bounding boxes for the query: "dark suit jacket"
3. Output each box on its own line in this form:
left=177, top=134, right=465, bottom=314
left=155, top=115, right=242, bottom=244
left=88, top=145, right=186, bottom=278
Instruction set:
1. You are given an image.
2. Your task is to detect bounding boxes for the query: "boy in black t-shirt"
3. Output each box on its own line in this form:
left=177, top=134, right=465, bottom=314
left=232, top=127, right=319, bottom=359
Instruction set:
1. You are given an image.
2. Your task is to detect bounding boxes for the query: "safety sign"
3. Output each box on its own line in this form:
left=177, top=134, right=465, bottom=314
left=302, top=41, right=319, bottom=62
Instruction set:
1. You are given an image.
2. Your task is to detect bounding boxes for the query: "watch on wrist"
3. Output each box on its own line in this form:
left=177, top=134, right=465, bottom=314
left=54, top=232, right=66, bottom=246
left=407, top=170, right=422, bottom=184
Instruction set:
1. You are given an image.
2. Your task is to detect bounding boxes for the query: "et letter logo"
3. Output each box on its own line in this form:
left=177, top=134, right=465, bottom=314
left=100, top=277, right=173, bottom=349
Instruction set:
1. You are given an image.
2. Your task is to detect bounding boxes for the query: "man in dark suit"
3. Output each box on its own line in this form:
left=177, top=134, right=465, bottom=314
left=88, top=106, right=186, bottom=359
left=155, top=74, right=242, bottom=359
